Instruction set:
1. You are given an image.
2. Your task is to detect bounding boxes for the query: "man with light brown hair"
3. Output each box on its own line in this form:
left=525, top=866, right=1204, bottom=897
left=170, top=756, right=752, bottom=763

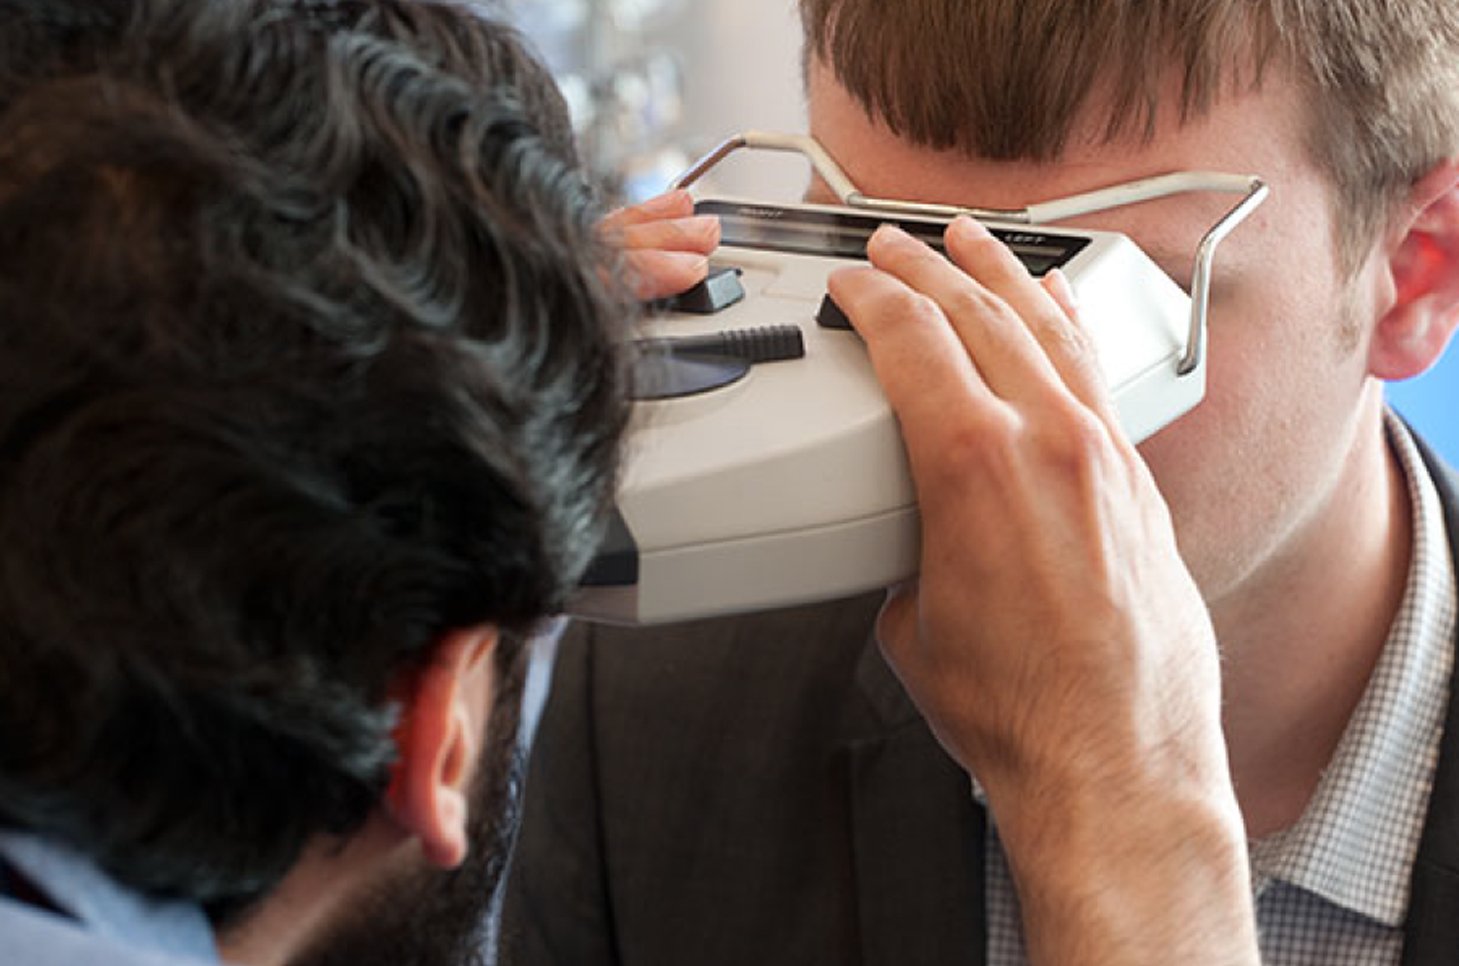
left=501, top=2, right=1459, bottom=963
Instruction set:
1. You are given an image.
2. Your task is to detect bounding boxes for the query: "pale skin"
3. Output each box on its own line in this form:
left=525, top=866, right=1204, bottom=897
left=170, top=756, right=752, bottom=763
left=215, top=626, right=500, bottom=966
left=845, top=215, right=1255, bottom=965
left=599, top=188, right=719, bottom=301
left=616, top=54, right=1459, bottom=964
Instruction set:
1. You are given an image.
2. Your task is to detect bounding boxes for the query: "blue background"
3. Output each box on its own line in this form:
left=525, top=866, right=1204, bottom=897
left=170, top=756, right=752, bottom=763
left=1389, top=347, right=1457, bottom=466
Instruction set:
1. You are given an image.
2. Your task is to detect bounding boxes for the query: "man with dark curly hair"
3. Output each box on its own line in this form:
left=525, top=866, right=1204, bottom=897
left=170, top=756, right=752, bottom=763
left=0, top=1, right=636, bottom=963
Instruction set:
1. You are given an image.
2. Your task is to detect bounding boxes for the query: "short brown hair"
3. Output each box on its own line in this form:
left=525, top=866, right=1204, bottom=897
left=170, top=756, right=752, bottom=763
left=800, top=0, right=1459, bottom=269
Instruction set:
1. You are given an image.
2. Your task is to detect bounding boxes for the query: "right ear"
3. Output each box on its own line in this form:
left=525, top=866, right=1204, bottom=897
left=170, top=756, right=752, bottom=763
left=1367, top=159, right=1459, bottom=381
left=383, top=625, right=497, bottom=869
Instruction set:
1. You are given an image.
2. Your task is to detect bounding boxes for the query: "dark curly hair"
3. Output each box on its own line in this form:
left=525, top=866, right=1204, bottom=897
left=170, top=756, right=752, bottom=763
left=0, top=0, right=631, bottom=908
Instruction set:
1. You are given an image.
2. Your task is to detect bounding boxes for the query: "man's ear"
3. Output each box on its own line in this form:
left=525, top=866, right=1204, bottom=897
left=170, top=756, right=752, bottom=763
left=384, top=625, right=498, bottom=869
left=1368, top=159, right=1459, bottom=380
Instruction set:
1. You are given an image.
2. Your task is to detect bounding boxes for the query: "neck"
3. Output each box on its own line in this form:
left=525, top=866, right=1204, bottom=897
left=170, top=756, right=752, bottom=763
left=215, top=812, right=412, bottom=966
left=1213, top=388, right=1413, bottom=839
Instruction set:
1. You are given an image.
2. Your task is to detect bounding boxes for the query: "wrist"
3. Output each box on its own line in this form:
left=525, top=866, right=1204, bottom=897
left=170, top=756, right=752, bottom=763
left=990, top=774, right=1257, bottom=965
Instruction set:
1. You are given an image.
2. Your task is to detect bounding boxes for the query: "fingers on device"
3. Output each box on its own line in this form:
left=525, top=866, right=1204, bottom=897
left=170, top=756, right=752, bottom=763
left=574, top=132, right=1268, bottom=625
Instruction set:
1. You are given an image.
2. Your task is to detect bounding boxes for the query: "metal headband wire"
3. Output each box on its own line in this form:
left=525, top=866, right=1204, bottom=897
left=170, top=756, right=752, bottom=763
left=674, top=130, right=1269, bottom=377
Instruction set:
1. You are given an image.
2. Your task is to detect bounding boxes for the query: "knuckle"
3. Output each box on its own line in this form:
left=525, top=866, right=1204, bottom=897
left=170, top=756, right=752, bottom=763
left=940, top=399, right=1113, bottom=484
left=671, top=215, right=720, bottom=250
left=1034, top=312, right=1107, bottom=392
left=945, top=286, right=1008, bottom=328
left=1056, top=314, right=1098, bottom=361
left=615, top=221, right=653, bottom=249
left=699, top=216, right=723, bottom=249
left=1062, top=405, right=1110, bottom=454
left=879, top=287, right=944, bottom=327
left=1038, top=402, right=1114, bottom=470
left=825, top=264, right=874, bottom=300
left=938, top=408, right=1022, bottom=479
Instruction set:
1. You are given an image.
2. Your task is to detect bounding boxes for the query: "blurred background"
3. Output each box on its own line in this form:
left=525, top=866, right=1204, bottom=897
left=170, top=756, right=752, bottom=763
left=1391, top=366, right=1458, bottom=466
left=507, top=0, right=1455, bottom=460
left=505, top=0, right=809, bottom=202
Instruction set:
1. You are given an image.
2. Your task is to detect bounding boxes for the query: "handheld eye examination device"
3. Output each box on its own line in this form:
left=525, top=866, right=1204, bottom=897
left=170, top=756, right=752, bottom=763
left=573, top=132, right=1268, bottom=625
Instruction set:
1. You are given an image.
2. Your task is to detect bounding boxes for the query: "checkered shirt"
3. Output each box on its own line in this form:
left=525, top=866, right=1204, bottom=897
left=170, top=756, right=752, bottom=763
left=974, top=412, right=1458, bottom=964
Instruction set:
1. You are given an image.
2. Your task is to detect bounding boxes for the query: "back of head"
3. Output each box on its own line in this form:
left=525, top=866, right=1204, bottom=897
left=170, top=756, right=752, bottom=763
left=800, top=0, right=1459, bottom=266
left=0, top=0, right=628, bottom=908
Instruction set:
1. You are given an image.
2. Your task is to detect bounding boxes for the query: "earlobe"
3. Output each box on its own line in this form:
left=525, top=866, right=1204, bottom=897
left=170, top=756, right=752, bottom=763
left=1368, top=160, right=1459, bottom=381
left=383, top=625, right=499, bottom=870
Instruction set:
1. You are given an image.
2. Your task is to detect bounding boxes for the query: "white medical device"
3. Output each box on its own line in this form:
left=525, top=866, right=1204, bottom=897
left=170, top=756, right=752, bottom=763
left=573, top=132, right=1267, bottom=625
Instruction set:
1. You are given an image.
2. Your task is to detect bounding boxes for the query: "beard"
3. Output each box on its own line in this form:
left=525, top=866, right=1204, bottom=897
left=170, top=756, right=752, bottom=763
left=287, top=634, right=529, bottom=966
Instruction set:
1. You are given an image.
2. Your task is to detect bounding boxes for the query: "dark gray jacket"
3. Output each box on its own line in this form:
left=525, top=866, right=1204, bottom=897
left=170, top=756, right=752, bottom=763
left=501, top=437, right=1459, bottom=966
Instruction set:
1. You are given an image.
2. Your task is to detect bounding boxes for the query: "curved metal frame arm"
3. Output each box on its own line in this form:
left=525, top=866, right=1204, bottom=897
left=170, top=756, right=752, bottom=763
left=674, top=131, right=1269, bottom=377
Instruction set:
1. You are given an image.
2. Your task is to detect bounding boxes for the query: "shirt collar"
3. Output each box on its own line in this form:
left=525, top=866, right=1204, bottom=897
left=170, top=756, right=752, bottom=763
left=1249, top=411, right=1458, bottom=927
left=0, top=830, right=218, bottom=962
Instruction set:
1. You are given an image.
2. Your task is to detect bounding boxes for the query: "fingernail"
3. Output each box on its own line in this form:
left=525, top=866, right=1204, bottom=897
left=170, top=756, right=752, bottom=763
left=948, top=215, right=989, bottom=241
left=869, top=223, right=914, bottom=250
left=643, top=188, right=692, bottom=213
left=1047, top=267, right=1079, bottom=309
left=686, top=214, right=721, bottom=237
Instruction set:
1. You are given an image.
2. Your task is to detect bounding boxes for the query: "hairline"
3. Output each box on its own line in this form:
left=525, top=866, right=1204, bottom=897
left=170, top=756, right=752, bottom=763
left=797, top=37, right=1399, bottom=279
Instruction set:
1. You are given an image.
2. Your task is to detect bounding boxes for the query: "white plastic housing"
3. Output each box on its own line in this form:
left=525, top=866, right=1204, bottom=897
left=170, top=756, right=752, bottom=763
left=573, top=203, right=1201, bottom=624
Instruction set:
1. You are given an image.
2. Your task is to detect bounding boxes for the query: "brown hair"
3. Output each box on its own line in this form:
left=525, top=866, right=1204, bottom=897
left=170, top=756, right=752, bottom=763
left=800, top=0, right=1459, bottom=268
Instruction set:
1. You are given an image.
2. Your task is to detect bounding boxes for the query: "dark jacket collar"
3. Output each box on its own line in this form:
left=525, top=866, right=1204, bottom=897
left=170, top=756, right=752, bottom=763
left=1402, top=436, right=1459, bottom=964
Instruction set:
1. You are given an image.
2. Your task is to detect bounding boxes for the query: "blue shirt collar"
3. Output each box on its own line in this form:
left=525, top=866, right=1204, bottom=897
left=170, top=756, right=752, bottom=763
left=0, top=830, right=218, bottom=962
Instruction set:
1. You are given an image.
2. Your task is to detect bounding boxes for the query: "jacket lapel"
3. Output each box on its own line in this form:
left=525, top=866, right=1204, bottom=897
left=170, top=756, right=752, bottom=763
left=830, top=432, right=1459, bottom=963
left=1403, top=437, right=1459, bottom=965
left=841, top=639, right=987, bottom=966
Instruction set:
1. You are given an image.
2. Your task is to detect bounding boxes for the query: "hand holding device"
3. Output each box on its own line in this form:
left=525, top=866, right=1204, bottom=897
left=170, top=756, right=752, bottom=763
left=841, top=212, right=1259, bottom=966
left=575, top=133, right=1266, bottom=625
left=601, top=189, right=720, bottom=301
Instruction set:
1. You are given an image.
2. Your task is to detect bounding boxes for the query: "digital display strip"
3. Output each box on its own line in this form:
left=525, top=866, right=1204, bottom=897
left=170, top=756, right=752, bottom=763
left=698, top=199, right=1089, bottom=277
